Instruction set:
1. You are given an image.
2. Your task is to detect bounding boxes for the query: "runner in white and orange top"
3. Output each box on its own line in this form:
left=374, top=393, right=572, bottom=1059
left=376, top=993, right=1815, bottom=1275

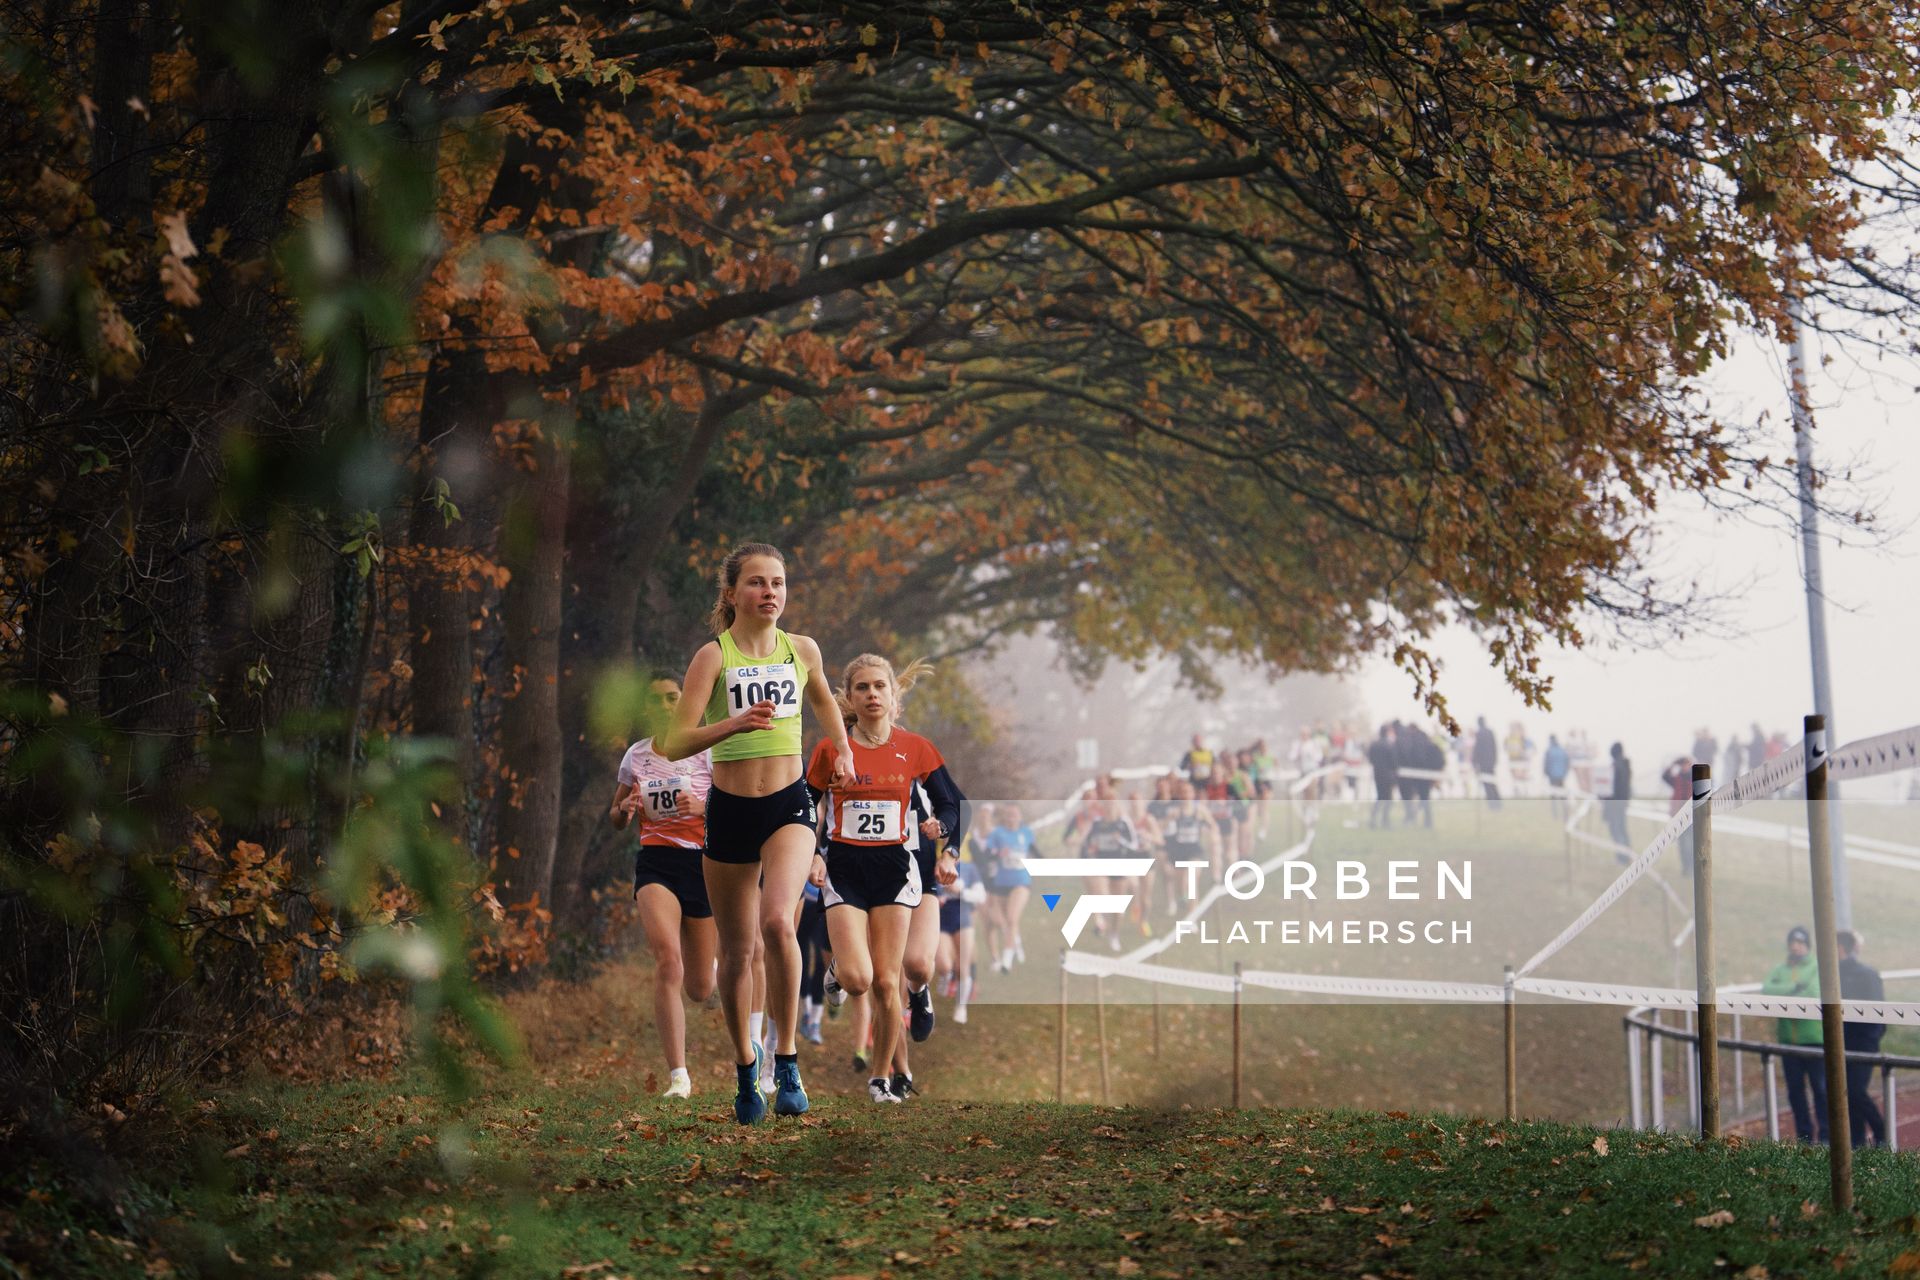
left=609, top=671, right=715, bottom=1100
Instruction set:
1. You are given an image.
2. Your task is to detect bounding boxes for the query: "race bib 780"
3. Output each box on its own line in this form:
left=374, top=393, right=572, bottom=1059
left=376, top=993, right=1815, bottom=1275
left=643, top=775, right=693, bottom=817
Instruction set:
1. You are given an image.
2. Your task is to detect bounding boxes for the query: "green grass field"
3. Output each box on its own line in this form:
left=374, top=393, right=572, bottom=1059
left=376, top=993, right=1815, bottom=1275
left=9, top=793, right=1916, bottom=1278
left=10, top=1047, right=1919, bottom=1279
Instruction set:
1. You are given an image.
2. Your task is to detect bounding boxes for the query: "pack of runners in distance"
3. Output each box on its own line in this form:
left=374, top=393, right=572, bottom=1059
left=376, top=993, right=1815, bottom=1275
left=609, top=541, right=975, bottom=1120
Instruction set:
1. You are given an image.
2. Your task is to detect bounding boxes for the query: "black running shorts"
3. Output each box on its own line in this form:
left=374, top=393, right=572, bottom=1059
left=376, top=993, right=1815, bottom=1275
left=939, top=897, right=973, bottom=934
left=912, top=841, right=938, bottom=897
left=704, top=778, right=817, bottom=864
left=822, top=840, right=921, bottom=912
left=633, top=845, right=713, bottom=919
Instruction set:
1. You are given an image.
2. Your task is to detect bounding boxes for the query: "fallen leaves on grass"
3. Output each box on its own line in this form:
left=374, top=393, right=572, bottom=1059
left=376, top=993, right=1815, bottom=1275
left=1692, top=1210, right=1734, bottom=1229
left=1454, top=1200, right=1498, bottom=1223
left=1591, top=1135, right=1608, bottom=1156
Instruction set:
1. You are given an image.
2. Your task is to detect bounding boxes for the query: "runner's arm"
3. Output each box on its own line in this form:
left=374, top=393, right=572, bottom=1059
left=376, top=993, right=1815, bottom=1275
left=609, top=780, right=635, bottom=830
left=921, top=766, right=965, bottom=845
left=793, top=634, right=853, bottom=784
left=658, top=642, right=771, bottom=760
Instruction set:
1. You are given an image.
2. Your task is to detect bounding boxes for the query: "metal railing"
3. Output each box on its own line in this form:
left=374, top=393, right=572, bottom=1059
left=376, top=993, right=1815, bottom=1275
left=1624, top=1004, right=1915, bottom=1149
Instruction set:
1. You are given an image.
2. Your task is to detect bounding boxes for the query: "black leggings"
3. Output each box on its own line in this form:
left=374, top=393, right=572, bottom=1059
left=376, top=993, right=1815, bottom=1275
left=799, top=895, right=830, bottom=1003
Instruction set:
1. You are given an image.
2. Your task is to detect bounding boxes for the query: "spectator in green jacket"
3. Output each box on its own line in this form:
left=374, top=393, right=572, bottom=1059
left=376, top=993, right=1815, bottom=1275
left=1761, top=924, right=1828, bottom=1143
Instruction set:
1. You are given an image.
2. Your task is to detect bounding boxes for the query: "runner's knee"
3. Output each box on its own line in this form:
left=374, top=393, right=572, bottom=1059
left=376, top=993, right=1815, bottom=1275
left=652, top=946, right=685, bottom=987
left=838, top=962, right=873, bottom=996
left=758, top=911, right=796, bottom=951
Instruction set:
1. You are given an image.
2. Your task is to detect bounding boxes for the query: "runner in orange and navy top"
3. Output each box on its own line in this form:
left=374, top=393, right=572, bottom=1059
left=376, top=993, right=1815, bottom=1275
left=608, top=672, right=716, bottom=1101
left=805, top=655, right=964, bottom=1105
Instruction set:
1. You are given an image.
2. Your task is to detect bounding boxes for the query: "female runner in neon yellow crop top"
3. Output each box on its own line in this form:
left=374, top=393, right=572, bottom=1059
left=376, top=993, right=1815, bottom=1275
left=659, top=542, right=853, bottom=1124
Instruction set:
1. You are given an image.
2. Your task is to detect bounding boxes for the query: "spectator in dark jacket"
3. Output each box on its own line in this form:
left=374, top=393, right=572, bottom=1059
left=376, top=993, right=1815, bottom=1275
left=1603, top=742, right=1632, bottom=863
left=1367, top=724, right=1398, bottom=829
left=1394, top=723, right=1436, bottom=828
left=1471, top=716, right=1501, bottom=809
left=1838, top=930, right=1888, bottom=1147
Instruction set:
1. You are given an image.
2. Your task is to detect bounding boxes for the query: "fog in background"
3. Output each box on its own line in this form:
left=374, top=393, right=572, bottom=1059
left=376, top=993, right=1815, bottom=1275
left=964, top=324, right=1919, bottom=807
left=1355, top=322, right=1920, bottom=804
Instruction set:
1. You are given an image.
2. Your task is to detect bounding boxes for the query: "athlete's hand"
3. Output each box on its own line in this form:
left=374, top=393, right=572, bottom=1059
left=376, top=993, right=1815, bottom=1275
left=809, top=853, right=828, bottom=888
left=730, top=699, right=777, bottom=736
left=935, top=851, right=959, bottom=887
left=919, top=817, right=944, bottom=840
left=687, top=794, right=707, bottom=818
left=831, top=745, right=855, bottom=787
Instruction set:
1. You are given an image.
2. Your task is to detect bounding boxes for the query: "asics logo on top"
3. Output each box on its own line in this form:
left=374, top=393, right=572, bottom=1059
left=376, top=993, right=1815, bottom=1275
left=1022, top=858, right=1155, bottom=945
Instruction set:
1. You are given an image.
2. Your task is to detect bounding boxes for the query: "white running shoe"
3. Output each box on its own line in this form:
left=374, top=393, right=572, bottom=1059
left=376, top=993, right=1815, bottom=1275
left=952, top=1002, right=969, bottom=1025
left=868, top=1077, right=901, bottom=1104
left=998, top=948, right=1015, bottom=971
left=824, top=962, right=849, bottom=1008
left=1108, top=933, right=1122, bottom=952
left=1013, top=940, right=1026, bottom=965
left=661, top=1070, right=692, bottom=1099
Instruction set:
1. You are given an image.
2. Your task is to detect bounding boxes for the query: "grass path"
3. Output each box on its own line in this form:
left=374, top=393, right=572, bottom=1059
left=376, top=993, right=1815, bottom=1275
left=12, top=1079, right=1919, bottom=1279
left=7, top=950, right=1919, bottom=1279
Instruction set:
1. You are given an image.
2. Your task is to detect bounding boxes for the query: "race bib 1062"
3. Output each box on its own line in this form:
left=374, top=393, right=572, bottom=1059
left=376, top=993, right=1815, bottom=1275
left=840, top=798, right=903, bottom=843
left=725, top=662, right=801, bottom=720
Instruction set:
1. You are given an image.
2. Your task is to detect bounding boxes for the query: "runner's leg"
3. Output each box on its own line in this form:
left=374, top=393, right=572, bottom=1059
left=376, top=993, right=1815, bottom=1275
left=703, top=859, right=762, bottom=1066
left=953, top=922, right=975, bottom=1019
left=758, top=825, right=815, bottom=1056
left=636, top=884, right=689, bottom=1072
left=681, top=913, right=718, bottom=1004
left=865, top=904, right=913, bottom=1086
left=1004, top=884, right=1030, bottom=962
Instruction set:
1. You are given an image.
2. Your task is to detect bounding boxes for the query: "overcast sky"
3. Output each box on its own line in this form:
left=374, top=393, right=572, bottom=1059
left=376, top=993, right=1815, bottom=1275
left=1355, top=314, right=1920, bottom=800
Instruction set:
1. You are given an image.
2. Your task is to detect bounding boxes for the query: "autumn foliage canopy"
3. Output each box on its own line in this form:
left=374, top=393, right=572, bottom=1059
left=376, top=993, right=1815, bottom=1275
left=3, top=0, right=1918, bottom=1106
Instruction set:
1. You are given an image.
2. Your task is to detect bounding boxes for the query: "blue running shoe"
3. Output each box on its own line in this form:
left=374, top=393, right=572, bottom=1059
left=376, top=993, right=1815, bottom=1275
left=773, top=1057, right=809, bottom=1116
left=734, top=1044, right=766, bottom=1125
left=907, top=985, right=935, bottom=1043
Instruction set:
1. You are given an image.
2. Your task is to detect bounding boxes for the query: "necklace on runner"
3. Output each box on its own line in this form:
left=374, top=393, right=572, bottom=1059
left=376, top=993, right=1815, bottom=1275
left=854, top=722, right=892, bottom=748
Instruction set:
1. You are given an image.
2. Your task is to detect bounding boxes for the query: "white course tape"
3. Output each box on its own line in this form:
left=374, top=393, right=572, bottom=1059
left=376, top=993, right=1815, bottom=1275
left=1061, top=952, right=1238, bottom=993
left=1517, top=977, right=1920, bottom=1025
left=1287, top=763, right=1347, bottom=796
left=1517, top=978, right=1700, bottom=1011
left=1241, top=970, right=1505, bottom=1003
left=1518, top=803, right=1693, bottom=977
left=1024, top=858, right=1156, bottom=878
left=1628, top=802, right=1920, bottom=872
left=1716, top=741, right=1808, bottom=814
left=1831, top=723, right=1920, bottom=781
left=1720, top=994, right=1920, bottom=1026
